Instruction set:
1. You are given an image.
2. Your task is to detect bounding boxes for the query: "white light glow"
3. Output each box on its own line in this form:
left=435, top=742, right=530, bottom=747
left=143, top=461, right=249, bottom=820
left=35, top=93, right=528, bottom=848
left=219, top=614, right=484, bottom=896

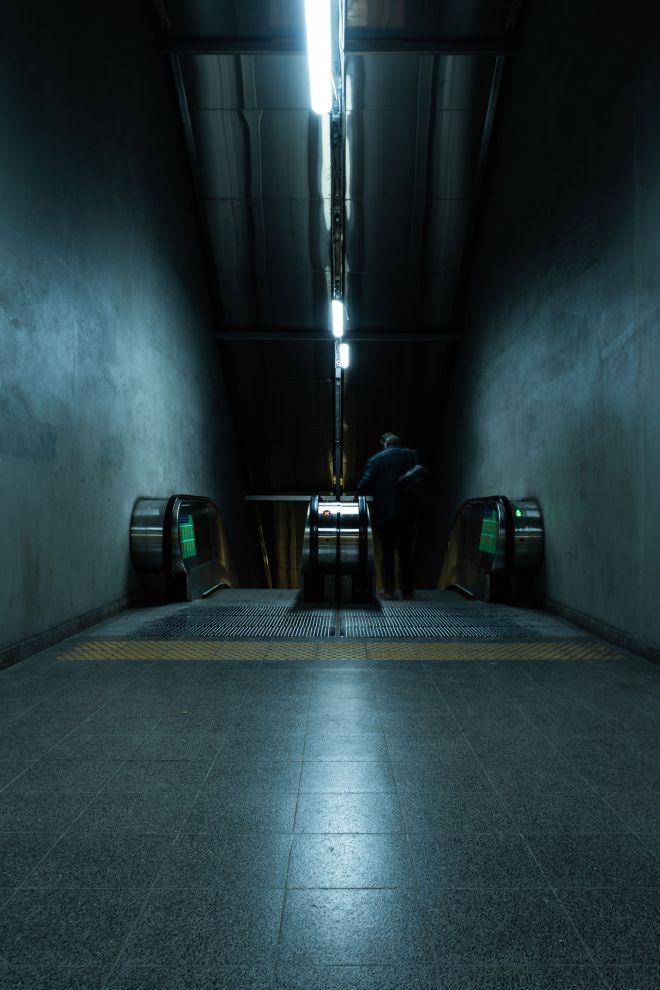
left=339, top=342, right=350, bottom=368
left=332, top=299, right=344, bottom=337
left=321, top=115, right=332, bottom=231
left=305, top=0, right=332, bottom=114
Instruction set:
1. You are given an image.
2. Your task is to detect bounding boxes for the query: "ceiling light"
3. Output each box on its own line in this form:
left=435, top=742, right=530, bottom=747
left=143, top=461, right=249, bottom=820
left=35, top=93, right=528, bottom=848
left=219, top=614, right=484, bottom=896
left=304, top=0, right=333, bottom=114
left=339, top=343, right=349, bottom=368
left=331, top=299, right=344, bottom=337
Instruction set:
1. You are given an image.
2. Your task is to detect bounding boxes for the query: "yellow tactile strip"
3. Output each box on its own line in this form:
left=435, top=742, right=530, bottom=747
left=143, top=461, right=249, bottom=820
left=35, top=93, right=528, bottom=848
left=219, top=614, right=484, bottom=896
left=59, top=639, right=626, bottom=663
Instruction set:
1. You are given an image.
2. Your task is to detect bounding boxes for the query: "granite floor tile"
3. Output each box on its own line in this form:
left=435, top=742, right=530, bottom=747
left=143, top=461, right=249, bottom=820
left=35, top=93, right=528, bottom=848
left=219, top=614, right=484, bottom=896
left=398, top=787, right=515, bottom=834
left=603, top=966, right=660, bottom=989
left=185, top=789, right=298, bottom=832
left=288, top=834, right=415, bottom=888
left=124, top=886, right=285, bottom=966
left=502, top=784, right=625, bottom=833
left=0, top=759, right=33, bottom=788
left=203, top=760, right=302, bottom=792
left=109, top=963, right=274, bottom=990
left=557, top=887, right=660, bottom=964
left=101, top=758, right=209, bottom=793
left=306, top=714, right=384, bottom=733
left=222, top=732, right=306, bottom=762
left=274, top=962, right=437, bottom=989
left=379, top=713, right=459, bottom=735
left=420, top=888, right=587, bottom=966
left=47, top=732, right=144, bottom=761
left=432, top=966, right=608, bottom=988
left=73, top=791, right=195, bottom=832
left=4, top=758, right=123, bottom=795
left=303, top=734, right=390, bottom=763
left=593, top=785, right=660, bottom=832
left=27, top=832, right=171, bottom=888
left=392, top=762, right=494, bottom=791
left=280, top=889, right=432, bottom=965
left=156, top=832, right=292, bottom=887
left=0, top=887, right=145, bottom=966
left=130, top=731, right=225, bottom=762
left=299, top=761, right=396, bottom=793
left=409, top=832, right=547, bottom=889
left=0, top=720, right=84, bottom=758
left=0, top=965, right=107, bottom=989
left=233, top=713, right=309, bottom=733
left=385, top=735, right=476, bottom=764
left=308, top=702, right=382, bottom=721
left=0, top=832, right=55, bottom=885
left=83, top=712, right=164, bottom=734
left=0, top=791, right=91, bottom=831
left=524, top=832, right=660, bottom=888
left=294, top=792, right=405, bottom=834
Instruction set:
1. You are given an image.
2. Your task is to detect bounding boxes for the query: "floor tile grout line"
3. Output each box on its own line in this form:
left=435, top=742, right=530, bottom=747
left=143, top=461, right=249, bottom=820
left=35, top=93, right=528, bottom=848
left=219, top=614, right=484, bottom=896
left=422, top=659, right=614, bottom=989
left=473, top=657, right=660, bottom=842
left=0, top=657, right=200, bottom=919
left=271, top=648, right=315, bottom=982
left=0, top=659, right=163, bottom=795
left=99, top=655, right=259, bottom=989
left=374, top=655, right=446, bottom=985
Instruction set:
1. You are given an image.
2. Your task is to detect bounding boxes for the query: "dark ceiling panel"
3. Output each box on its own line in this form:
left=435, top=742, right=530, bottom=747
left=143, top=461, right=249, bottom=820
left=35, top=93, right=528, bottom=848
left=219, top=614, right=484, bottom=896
left=420, top=269, right=459, bottom=326
left=163, top=1, right=304, bottom=39
left=345, top=53, right=495, bottom=112
left=192, top=111, right=250, bottom=199
left=345, top=272, right=408, bottom=328
left=345, top=110, right=420, bottom=201
left=205, top=199, right=253, bottom=272
left=215, top=270, right=260, bottom=325
left=261, top=198, right=331, bottom=274
left=427, top=110, right=487, bottom=199
left=266, top=271, right=330, bottom=328
left=424, top=199, right=470, bottom=271
left=346, top=0, right=515, bottom=37
left=180, top=53, right=311, bottom=111
left=345, top=198, right=413, bottom=274
left=192, top=110, right=323, bottom=200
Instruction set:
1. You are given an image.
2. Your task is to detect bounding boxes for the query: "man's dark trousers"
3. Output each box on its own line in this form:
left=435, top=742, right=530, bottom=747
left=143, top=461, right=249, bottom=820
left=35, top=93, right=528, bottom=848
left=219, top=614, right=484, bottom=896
left=378, top=516, right=415, bottom=596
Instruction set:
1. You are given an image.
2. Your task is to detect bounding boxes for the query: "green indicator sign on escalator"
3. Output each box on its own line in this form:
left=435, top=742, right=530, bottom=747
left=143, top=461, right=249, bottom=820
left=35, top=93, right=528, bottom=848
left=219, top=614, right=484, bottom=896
left=479, top=509, right=498, bottom=555
left=179, top=515, right=197, bottom=559
left=515, top=508, right=523, bottom=517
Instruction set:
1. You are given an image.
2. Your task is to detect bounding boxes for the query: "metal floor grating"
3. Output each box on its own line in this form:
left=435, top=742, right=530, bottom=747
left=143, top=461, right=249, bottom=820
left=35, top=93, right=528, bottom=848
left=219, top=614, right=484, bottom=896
left=133, top=600, right=542, bottom=641
left=136, top=604, right=335, bottom=640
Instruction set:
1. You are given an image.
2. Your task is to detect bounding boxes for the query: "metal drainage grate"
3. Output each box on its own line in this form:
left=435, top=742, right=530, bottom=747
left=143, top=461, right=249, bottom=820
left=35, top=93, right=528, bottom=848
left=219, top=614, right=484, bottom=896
left=135, top=604, right=335, bottom=640
left=340, top=603, right=541, bottom=639
left=134, top=601, right=542, bottom=640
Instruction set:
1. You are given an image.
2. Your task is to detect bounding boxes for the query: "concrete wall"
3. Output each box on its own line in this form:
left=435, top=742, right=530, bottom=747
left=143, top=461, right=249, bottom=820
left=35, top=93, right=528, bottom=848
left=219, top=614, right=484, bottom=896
left=429, top=0, right=660, bottom=656
left=0, top=2, right=263, bottom=663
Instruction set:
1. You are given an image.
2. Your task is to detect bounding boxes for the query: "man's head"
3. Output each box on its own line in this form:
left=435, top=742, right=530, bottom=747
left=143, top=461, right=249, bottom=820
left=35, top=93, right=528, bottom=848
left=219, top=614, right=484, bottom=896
left=380, top=432, right=402, bottom=449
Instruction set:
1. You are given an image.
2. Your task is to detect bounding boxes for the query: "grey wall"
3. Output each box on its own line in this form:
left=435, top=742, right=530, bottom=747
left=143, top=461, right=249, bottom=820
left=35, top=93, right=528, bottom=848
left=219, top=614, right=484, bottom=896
left=0, top=1, right=263, bottom=662
left=428, top=0, right=660, bottom=655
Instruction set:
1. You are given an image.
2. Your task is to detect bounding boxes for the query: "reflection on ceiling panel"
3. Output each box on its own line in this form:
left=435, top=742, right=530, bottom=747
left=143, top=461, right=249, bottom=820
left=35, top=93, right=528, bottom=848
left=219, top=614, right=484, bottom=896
left=180, top=54, right=310, bottom=110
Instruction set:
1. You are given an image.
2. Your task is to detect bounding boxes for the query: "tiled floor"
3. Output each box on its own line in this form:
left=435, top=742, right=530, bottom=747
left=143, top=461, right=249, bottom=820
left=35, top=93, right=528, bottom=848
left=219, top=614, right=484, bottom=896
left=1, top=595, right=659, bottom=988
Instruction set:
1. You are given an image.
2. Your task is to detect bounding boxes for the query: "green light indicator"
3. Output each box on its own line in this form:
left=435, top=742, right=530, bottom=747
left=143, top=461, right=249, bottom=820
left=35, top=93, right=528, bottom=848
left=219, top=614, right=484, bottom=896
left=479, top=509, right=498, bottom=554
left=515, top=508, right=523, bottom=518
left=179, top=515, right=197, bottom=559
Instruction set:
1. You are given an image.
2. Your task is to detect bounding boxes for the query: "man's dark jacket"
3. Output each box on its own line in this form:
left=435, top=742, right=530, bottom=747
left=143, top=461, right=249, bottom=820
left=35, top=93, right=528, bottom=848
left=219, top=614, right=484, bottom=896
left=355, top=446, right=418, bottom=528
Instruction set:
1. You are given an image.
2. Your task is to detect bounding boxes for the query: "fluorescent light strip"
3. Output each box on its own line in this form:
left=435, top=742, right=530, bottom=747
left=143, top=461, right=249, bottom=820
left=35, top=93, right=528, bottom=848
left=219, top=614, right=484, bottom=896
left=339, top=343, right=349, bottom=368
left=331, top=299, right=344, bottom=337
left=305, top=0, right=332, bottom=114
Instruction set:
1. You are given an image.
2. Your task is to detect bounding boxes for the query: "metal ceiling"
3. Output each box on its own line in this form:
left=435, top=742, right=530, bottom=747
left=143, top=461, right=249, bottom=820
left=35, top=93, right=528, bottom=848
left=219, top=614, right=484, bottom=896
left=154, top=0, right=523, bottom=581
